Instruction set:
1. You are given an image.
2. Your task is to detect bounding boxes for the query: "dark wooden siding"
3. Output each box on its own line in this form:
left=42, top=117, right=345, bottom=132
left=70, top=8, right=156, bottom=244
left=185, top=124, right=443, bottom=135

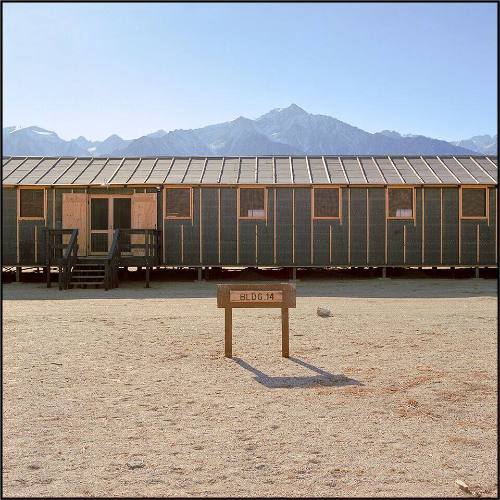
left=368, top=188, right=385, bottom=265
left=293, top=188, right=311, bottom=266
left=2, top=188, right=17, bottom=265
left=239, top=220, right=257, bottom=265
left=18, top=220, right=46, bottom=265
left=4, top=184, right=497, bottom=269
left=387, top=220, right=405, bottom=266
left=47, top=187, right=54, bottom=228
left=201, top=188, right=219, bottom=265
left=333, top=188, right=349, bottom=265
left=164, top=188, right=200, bottom=265
left=423, top=188, right=441, bottom=265
left=312, top=219, right=330, bottom=266
left=405, top=188, right=422, bottom=266
left=258, top=187, right=274, bottom=266
left=276, top=188, right=293, bottom=266
left=350, top=188, right=367, bottom=265
left=481, top=187, right=497, bottom=265
left=442, top=188, right=459, bottom=265
left=461, top=187, right=497, bottom=266
left=220, top=188, right=237, bottom=265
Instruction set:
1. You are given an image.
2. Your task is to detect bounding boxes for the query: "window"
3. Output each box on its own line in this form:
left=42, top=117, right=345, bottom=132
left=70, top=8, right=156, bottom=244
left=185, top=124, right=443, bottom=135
left=239, top=188, right=265, bottom=218
left=313, top=188, right=340, bottom=218
left=461, top=188, right=487, bottom=218
left=19, top=189, right=44, bottom=218
left=388, top=188, right=413, bottom=218
left=165, top=188, right=191, bottom=218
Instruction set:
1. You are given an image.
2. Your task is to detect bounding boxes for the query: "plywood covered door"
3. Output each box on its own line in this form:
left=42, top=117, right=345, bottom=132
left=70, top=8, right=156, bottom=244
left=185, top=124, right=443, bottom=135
left=131, top=193, right=157, bottom=255
left=132, top=193, right=157, bottom=229
left=62, top=193, right=88, bottom=256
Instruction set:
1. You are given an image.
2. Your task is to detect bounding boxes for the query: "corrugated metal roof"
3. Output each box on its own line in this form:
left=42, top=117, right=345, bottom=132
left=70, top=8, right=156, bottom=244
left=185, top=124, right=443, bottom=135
left=2, top=156, right=497, bottom=186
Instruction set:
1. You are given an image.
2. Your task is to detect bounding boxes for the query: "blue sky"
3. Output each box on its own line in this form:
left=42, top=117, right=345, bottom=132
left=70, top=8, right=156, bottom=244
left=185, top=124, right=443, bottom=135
left=3, top=2, right=497, bottom=141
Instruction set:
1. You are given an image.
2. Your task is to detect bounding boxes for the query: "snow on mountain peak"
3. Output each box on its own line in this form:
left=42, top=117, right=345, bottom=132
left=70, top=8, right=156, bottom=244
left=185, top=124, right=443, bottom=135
left=260, top=103, right=308, bottom=119
left=33, top=130, right=54, bottom=135
left=9, top=125, right=28, bottom=134
left=9, top=125, right=55, bottom=136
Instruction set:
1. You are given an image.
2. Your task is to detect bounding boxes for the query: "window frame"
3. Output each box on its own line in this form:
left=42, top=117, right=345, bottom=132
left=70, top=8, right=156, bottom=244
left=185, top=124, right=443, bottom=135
left=312, top=187, right=342, bottom=220
left=18, top=187, right=46, bottom=220
left=237, top=187, right=267, bottom=221
left=163, top=186, right=193, bottom=220
left=386, top=186, right=416, bottom=220
left=460, top=186, right=489, bottom=220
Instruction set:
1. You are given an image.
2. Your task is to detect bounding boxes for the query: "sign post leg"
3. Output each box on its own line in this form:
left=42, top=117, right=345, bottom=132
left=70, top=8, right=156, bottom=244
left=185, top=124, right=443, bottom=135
left=281, top=307, right=289, bottom=357
left=225, top=307, right=232, bottom=358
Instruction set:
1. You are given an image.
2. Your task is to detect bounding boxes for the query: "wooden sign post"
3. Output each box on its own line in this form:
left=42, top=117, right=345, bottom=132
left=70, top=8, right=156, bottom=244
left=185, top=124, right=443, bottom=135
left=217, top=283, right=296, bottom=358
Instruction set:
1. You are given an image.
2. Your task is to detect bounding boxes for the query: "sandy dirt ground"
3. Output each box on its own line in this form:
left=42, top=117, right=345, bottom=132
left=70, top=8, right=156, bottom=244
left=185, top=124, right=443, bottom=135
left=2, top=278, right=497, bottom=497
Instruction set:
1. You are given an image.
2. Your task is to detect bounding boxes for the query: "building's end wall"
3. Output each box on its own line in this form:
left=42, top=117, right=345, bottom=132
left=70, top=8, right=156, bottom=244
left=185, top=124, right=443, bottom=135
left=2, top=188, right=17, bottom=265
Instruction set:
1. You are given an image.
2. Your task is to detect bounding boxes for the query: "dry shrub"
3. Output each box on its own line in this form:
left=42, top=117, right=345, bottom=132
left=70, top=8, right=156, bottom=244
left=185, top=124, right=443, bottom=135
left=469, top=370, right=494, bottom=381
left=457, top=379, right=494, bottom=395
left=330, top=467, right=350, bottom=476
left=383, top=375, right=434, bottom=393
left=437, top=390, right=467, bottom=403
left=341, top=386, right=370, bottom=396
left=416, top=366, right=447, bottom=377
left=396, top=399, right=441, bottom=421
left=447, top=435, right=481, bottom=448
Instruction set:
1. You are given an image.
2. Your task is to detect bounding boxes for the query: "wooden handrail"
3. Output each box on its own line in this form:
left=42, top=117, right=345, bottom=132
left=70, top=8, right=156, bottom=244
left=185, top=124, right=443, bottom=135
left=116, top=229, right=161, bottom=287
left=44, top=228, right=78, bottom=289
left=118, top=229, right=161, bottom=259
left=62, top=229, right=78, bottom=261
left=59, top=229, right=78, bottom=290
left=105, top=229, right=121, bottom=290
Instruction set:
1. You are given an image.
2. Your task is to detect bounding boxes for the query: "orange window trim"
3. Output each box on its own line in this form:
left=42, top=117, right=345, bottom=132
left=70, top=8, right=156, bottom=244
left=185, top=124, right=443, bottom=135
left=460, top=186, right=489, bottom=220
left=164, top=186, right=193, bottom=220
left=312, top=187, right=342, bottom=220
left=386, top=186, right=416, bottom=220
left=18, top=187, right=46, bottom=220
left=238, top=187, right=267, bottom=221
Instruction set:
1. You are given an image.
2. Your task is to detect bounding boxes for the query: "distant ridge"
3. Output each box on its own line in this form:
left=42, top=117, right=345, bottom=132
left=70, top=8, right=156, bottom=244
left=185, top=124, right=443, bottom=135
left=3, top=104, right=491, bottom=157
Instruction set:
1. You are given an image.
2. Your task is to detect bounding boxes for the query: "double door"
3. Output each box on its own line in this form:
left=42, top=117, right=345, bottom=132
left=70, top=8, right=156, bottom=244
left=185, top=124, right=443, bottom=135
left=90, top=196, right=131, bottom=254
left=62, top=192, right=158, bottom=256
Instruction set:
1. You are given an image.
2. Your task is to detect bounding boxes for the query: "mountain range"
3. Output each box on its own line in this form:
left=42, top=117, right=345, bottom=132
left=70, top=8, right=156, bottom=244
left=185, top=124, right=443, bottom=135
left=451, top=134, right=498, bottom=155
left=3, top=104, right=497, bottom=157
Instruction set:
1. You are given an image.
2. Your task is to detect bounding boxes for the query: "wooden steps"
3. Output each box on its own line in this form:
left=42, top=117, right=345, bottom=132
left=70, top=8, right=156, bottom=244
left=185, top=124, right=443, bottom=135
left=69, top=259, right=106, bottom=288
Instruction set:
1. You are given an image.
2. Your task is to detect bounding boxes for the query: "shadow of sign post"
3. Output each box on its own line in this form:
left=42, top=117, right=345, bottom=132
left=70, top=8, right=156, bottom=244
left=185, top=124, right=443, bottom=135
left=233, top=356, right=363, bottom=389
left=217, top=283, right=296, bottom=358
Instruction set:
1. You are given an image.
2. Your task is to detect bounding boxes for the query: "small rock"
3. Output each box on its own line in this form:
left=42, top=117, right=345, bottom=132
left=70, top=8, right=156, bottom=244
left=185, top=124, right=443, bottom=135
left=127, top=459, right=145, bottom=470
left=28, top=463, right=41, bottom=470
left=455, top=479, right=480, bottom=497
left=147, top=478, right=163, bottom=484
left=317, top=307, right=332, bottom=318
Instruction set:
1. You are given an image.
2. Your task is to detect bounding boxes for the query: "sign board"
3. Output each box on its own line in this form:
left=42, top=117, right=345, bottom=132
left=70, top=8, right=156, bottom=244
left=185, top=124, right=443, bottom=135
left=229, top=290, right=282, bottom=303
left=217, top=283, right=296, bottom=309
left=217, top=283, right=296, bottom=358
